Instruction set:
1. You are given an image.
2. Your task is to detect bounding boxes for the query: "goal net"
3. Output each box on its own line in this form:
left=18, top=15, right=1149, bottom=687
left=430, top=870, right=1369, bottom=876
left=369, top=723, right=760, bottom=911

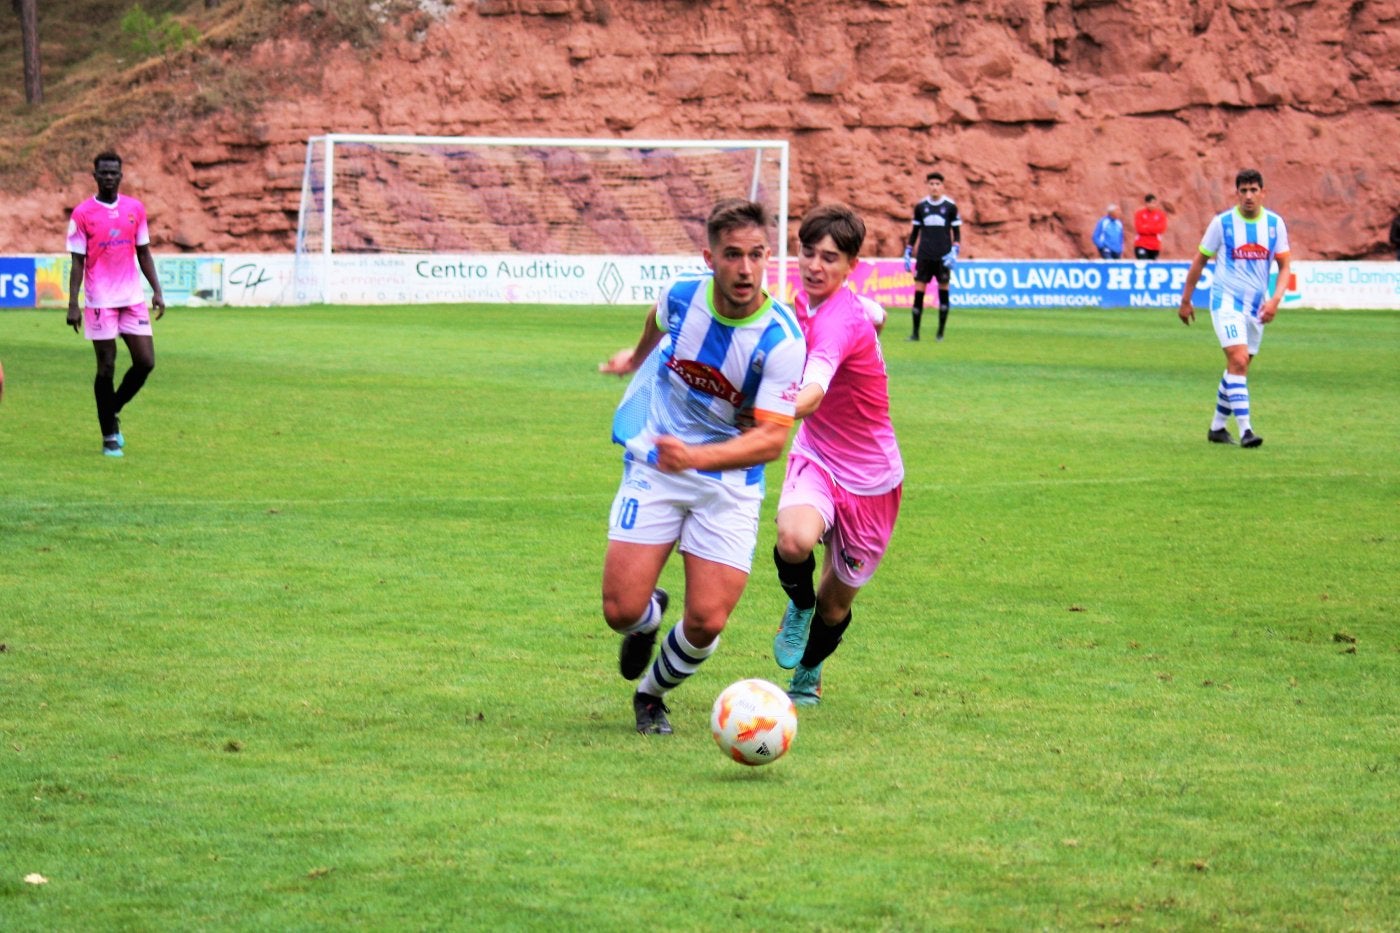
left=291, top=134, right=790, bottom=304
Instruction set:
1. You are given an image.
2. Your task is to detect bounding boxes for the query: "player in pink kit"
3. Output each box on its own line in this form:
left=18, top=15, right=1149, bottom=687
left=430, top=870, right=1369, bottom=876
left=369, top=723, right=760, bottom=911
left=66, top=150, right=166, bottom=457
left=772, top=204, right=904, bottom=705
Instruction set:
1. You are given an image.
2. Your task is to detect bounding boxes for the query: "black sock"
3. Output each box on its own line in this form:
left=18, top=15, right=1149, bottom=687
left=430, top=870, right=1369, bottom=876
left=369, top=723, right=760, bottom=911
left=113, top=364, right=152, bottom=412
left=773, top=547, right=816, bottom=610
left=911, top=292, right=924, bottom=336
left=94, top=374, right=118, bottom=437
left=800, top=610, right=851, bottom=668
left=937, top=288, right=951, bottom=335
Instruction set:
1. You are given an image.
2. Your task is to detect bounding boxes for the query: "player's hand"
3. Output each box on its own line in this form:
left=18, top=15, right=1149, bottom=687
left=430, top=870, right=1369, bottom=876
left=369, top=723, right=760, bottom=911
left=66, top=306, right=82, bottom=334
left=151, top=293, right=166, bottom=320
left=653, top=435, right=693, bottom=473
left=1178, top=301, right=1195, bottom=325
left=1259, top=297, right=1279, bottom=324
left=942, top=244, right=959, bottom=267
left=598, top=347, right=636, bottom=376
left=902, top=246, right=912, bottom=273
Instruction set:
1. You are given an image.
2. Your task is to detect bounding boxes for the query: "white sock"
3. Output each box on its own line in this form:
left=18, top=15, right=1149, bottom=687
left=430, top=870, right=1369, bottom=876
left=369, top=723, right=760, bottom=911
left=1211, top=373, right=1231, bottom=431
left=621, top=593, right=662, bottom=636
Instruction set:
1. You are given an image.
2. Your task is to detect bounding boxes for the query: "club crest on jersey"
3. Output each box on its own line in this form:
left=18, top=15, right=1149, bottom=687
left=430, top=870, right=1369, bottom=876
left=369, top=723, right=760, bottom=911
left=1232, top=243, right=1271, bottom=260
left=667, top=358, right=744, bottom=405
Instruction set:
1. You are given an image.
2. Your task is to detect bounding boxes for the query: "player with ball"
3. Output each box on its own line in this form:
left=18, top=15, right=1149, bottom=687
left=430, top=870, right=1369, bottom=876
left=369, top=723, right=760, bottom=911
left=598, top=199, right=806, bottom=736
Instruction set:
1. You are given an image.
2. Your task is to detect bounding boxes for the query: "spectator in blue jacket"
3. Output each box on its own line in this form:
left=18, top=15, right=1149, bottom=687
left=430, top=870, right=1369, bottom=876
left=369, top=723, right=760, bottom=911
left=1092, top=204, right=1124, bottom=259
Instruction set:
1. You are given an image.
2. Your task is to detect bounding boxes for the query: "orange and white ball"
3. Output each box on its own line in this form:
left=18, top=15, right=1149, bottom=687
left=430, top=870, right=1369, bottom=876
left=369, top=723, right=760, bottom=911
left=711, top=678, right=797, bottom=766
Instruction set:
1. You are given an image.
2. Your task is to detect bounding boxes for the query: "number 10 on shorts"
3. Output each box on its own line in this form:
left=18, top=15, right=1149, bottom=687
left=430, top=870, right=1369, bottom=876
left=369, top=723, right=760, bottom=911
left=614, top=497, right=640, bottom=531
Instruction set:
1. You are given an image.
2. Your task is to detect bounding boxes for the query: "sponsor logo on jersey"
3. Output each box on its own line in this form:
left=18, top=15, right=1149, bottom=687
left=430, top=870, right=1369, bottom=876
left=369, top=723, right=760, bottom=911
left=667, top=358, right=744, bottom=405
left=1232, top=243, right=1271, bottom=260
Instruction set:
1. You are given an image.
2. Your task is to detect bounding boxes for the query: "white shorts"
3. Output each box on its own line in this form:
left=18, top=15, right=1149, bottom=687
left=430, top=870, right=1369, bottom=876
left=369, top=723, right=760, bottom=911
left=1211, top=303, right=1263, bottom=355
left=607, top=459, right=762, bottom=573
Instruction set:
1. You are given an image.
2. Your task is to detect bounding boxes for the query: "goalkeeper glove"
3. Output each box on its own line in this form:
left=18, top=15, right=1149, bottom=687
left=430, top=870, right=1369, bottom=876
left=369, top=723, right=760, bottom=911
left=902, top=245, right=913, bottom=272
left=942, top=244, right=959, bottom=267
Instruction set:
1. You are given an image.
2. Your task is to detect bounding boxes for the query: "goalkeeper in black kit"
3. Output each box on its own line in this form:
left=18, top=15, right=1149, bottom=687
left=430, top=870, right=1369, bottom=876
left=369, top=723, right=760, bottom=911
left=903, top=171, right=962, bottom=342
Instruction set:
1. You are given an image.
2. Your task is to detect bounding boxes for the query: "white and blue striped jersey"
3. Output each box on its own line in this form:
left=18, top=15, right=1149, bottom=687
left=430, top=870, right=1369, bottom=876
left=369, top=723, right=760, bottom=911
left=612, top=273, right=806, bottom=486
left=1199, top=207, right=1291, bottom=314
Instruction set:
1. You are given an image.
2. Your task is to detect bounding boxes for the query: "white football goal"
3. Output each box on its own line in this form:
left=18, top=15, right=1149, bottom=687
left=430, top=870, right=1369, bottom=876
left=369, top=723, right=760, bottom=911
left=292, top=134, right=790, bottom=304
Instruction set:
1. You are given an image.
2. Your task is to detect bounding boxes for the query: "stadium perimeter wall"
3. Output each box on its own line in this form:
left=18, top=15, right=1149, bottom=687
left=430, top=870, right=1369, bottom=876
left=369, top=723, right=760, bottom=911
left=1, top=256, right=1397, bottom=311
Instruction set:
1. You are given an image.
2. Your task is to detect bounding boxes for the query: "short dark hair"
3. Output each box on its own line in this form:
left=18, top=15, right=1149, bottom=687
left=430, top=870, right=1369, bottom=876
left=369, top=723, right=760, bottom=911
left=706, top=198, right=770, bottom=247
left=93, top=150, right=122, bottom=170
left=1235, top=168, right=1264, bottom=189
left=926, top=171, right=944, bottom=183
left=1144, top=193, right=1158, bottom=203
left=798, top=203, right=866, bottom=259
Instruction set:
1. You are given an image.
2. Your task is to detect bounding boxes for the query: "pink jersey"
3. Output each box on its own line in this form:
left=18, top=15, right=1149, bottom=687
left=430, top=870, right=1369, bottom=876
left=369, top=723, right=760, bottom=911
left=791, top=286, right=904, bottom=495
left=66, top=194, right=150, bottom=308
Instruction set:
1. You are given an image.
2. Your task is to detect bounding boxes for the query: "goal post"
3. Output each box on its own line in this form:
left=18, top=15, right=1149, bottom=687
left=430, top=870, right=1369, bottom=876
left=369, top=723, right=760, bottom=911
left=292, top=134, right=790, bottom=305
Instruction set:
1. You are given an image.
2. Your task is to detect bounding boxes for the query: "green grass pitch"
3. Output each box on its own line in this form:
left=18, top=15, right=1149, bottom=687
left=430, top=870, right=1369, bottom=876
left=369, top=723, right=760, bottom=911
left=1, top=303, right=1397, bottom=929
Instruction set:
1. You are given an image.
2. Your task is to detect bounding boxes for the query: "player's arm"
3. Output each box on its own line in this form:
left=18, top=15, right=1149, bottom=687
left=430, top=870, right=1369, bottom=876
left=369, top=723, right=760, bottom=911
left=793, top=346, right=841, bottom=420
left=858, top=295, right=887, bottom=335
left=655, top=416, right=792, bottom=473
left=136, top=244, right=165, bottom=318
left=904, top=215, right=920, bottom=271
left=1177, top=249, right=1211, bottom=325
left=66, top=253, right=85, bottom=333
left=1260, top=251, right=1291, bottom=324
left=600, top=305, right=664, bottom=376
left=793, top=383, right=825, bottom=420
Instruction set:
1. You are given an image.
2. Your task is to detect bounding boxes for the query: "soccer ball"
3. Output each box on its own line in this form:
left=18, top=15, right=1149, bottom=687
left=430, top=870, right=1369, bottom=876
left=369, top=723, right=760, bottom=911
left=710, top=678, right=797, bottom=766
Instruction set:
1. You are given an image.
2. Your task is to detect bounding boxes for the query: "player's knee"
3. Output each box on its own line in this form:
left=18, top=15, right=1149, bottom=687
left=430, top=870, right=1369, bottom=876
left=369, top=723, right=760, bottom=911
left=682, top=614, right=724, bottom=649
left=774, top=527, right=815, bottom=564
left=129, top=346, right=156, bottom=373
left=601, top=591, right=647, bottom=632
left=816, top=598, right=854, bottom=629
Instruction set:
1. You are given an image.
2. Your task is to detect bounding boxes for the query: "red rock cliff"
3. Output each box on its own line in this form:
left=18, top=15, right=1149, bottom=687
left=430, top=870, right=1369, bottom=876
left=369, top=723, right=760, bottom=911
left=10, top=0, right=1400, bottom=261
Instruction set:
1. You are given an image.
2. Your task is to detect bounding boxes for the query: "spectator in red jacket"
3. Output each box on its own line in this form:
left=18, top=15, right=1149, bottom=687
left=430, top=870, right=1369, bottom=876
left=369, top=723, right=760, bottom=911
left=1133, top=193, right=1168, bottom=259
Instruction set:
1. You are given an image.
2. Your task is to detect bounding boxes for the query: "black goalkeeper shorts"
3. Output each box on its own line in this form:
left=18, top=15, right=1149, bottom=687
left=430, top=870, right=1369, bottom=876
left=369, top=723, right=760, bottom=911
left=914, top=255, right=952, bottom=285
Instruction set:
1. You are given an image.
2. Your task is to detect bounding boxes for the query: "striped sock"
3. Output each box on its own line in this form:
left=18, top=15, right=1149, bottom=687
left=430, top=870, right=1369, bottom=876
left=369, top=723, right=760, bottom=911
left=1224, top=373, right=1251, bottom=433
left=1211, top=373, right=1231, bottom=431
left=621, top=592, right=662, bottom=636
left=638, top=623, right=716, bottom=697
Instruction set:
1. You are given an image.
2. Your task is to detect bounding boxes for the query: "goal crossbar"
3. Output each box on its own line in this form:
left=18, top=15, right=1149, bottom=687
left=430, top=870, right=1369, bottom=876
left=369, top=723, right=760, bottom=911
left=293, top=134, right=791, bottom=305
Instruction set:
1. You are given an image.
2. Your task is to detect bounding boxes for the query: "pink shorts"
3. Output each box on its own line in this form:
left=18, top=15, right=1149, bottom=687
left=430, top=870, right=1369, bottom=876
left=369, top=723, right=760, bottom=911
left=778, top=453, right=902, bottom=588
left=84, top=304, right=153, bottom=341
